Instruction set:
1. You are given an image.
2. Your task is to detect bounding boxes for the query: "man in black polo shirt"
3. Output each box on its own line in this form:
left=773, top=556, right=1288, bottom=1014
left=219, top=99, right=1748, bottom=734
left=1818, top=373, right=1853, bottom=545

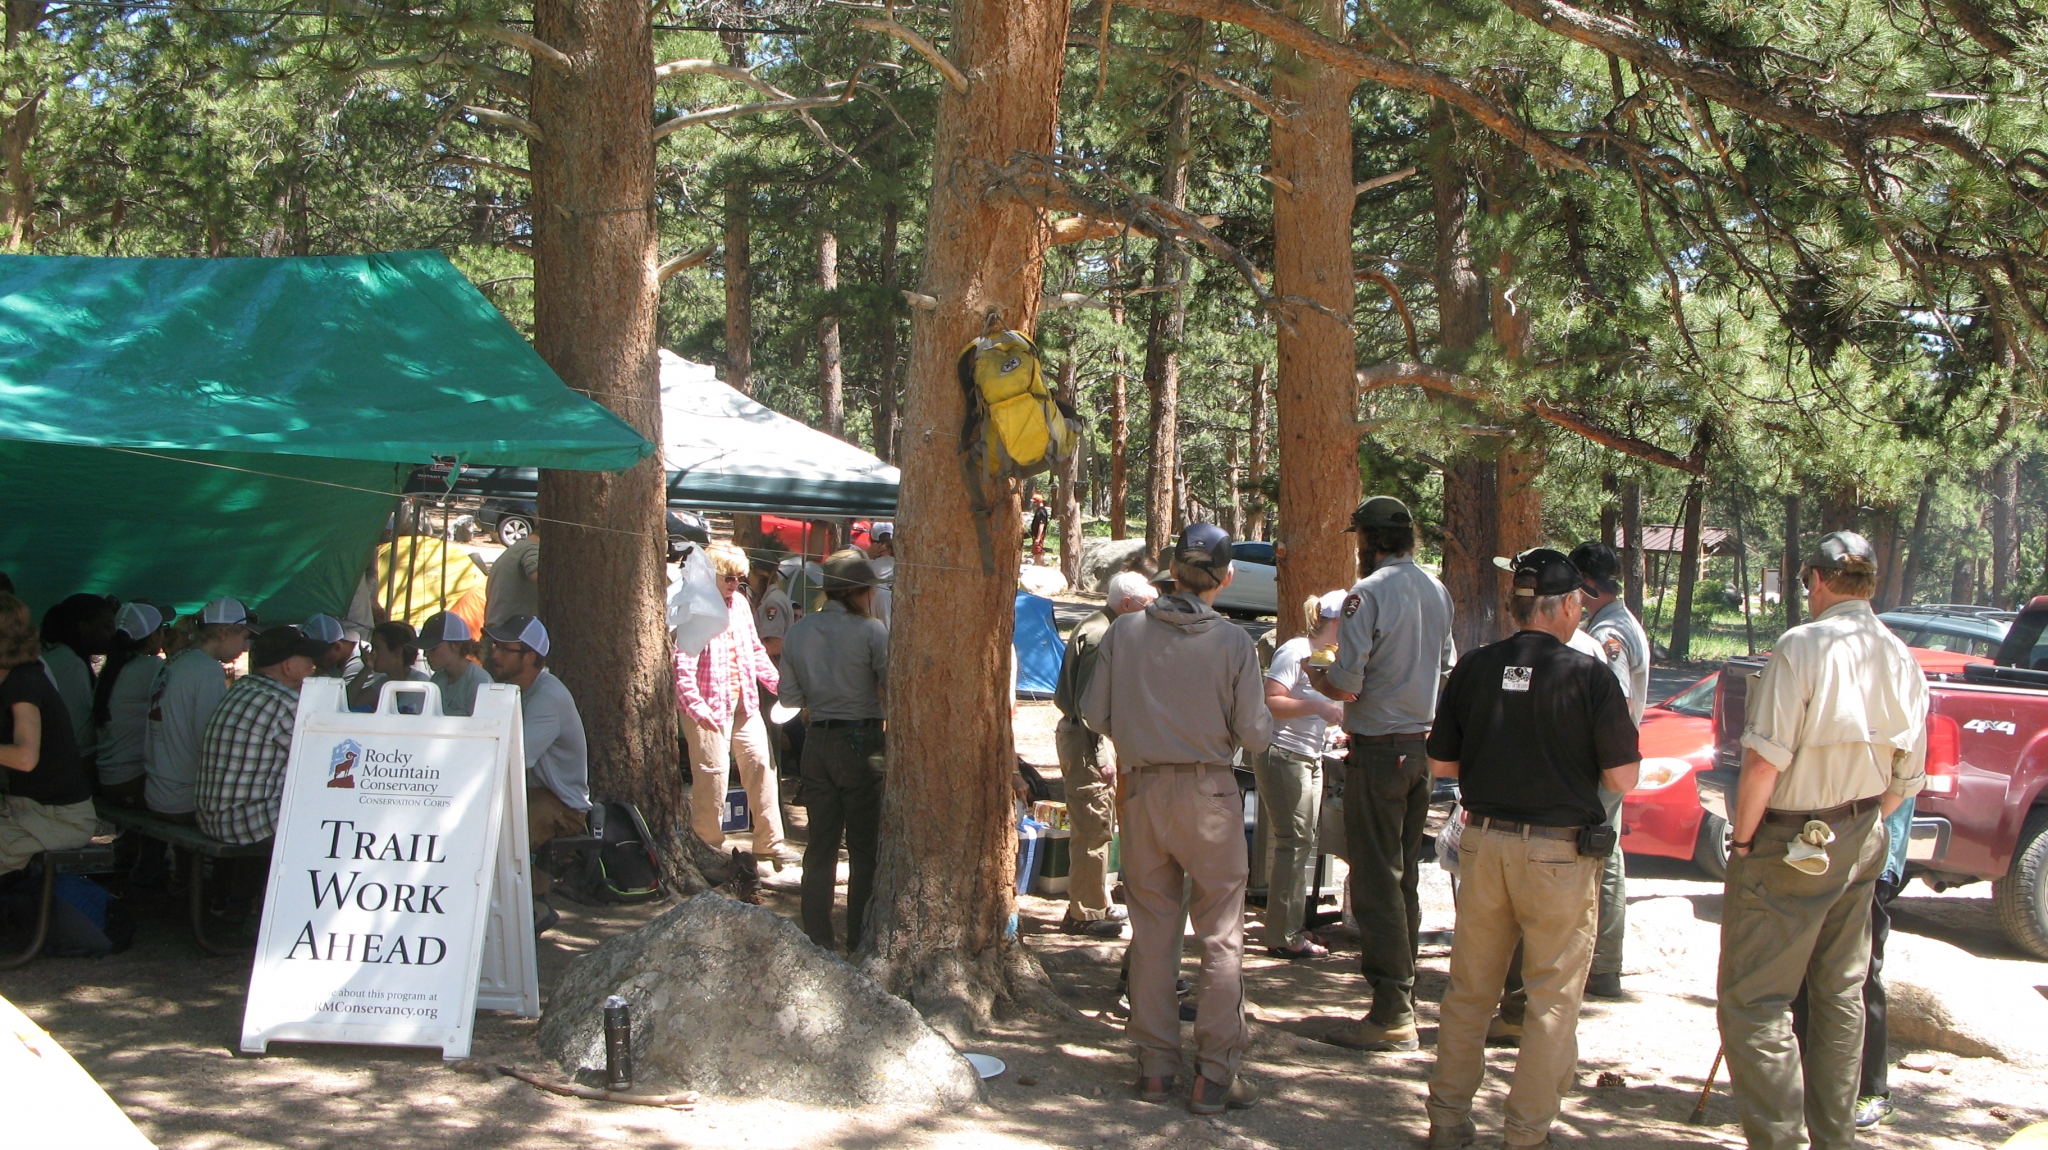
left=1421, top=549, right=1640, bottom=1150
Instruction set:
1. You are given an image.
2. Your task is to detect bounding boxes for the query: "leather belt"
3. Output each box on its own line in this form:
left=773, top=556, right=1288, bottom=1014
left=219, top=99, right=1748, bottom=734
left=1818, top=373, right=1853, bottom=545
left=1469, top=815, right=1579, bottom=841
left=1350, top=731, right=1428, bottom=746
left=809, top=717, right=882, bottom=729
left=1762, top=795, right=1880, bottom=828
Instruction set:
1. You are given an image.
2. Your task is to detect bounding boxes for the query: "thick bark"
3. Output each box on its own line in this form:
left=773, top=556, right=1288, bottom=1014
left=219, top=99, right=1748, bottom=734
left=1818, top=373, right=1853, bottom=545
left=1057, top=355, right=1084, bottom=588
left=876, top=199, right=902, bottom=461
left=819, top=229, right=845, bottom=437
left=1783, top=493, right=1802, bottom=629
left=723, top=176, right=752, bottom=394
left=1901, top=477, right=1935, bottom=608
left=1268, top=0, right=1359, bottom=643
left=1667, top=480, right=1706, bottom=660
left=1622, top=479, right=1645, bottom=620
left=1109, top=347, right=1129, bottom=540
left=1143, top=81, right=1194, bottom=561
left=1600, top=472, right=1619, bottom=548
left=1497, top=440, right=1545, bottom=559
left=862, top=0, right=1071, bottom=1035
left=1247, top=361, right=1269, bottom=541
left=1430, top=121, right=1498, bottom=652
left=530, top=0, right=701, bottom=892
left=1871, top=507, right=1902, bottom=610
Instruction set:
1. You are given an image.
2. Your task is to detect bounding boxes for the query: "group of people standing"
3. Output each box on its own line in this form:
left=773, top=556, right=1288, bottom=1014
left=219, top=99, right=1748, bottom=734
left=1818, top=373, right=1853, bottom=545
left=1052, top=499, right=1927, bottom=1150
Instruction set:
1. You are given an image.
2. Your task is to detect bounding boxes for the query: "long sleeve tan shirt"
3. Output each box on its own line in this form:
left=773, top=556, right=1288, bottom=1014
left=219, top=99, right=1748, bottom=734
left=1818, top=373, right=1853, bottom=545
left=1740, top=599, right=1930, bottom=811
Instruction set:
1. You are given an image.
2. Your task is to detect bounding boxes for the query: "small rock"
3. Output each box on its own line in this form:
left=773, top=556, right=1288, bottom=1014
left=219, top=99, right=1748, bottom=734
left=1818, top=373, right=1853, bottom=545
left=1994, top=1107, right=2015, bottom=1121
left=1900, top=1052, right=1938, bottom=1072
left=1937, top=1062, right=1955, bottom=1075
left=1017, top=1075, right=1038, bottom=1087
left=1092, top=1085, right=1105, bottom=1096
left=1596, top=1071, right=1627, bottom=1089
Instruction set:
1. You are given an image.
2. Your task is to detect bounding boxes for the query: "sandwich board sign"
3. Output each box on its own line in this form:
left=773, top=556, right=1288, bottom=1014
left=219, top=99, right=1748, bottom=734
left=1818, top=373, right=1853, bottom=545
left=241, top=677, right=539, bottom=1059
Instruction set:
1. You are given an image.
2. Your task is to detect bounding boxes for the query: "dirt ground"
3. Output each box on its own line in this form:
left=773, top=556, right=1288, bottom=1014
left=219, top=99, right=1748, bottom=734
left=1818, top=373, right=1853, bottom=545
left=4, top=701, right=2047, bottom=1148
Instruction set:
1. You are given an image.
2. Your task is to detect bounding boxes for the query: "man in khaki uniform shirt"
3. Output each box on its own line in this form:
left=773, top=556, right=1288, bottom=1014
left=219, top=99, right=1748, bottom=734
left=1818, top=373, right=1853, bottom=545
left=1720, top=531, right=1928, bottom=1150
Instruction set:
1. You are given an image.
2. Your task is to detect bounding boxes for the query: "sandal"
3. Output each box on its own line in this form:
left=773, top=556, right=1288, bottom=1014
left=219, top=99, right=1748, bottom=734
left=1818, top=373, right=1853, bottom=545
left=1269, top=938, right=1329, bottom=960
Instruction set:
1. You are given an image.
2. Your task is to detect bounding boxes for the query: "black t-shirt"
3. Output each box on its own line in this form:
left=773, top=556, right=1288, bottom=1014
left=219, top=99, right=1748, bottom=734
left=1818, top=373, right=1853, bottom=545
left=1425, top=630, right=1638, bottom=829
left=0, top=661, right=94, bottom=806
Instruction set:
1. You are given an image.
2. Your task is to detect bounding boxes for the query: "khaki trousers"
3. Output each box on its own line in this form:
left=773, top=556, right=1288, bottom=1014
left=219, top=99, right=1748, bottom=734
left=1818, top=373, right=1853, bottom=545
left=685, top=700, right=784, bottom=855
left=1252, top=746, right=1322, bottom=949
left=1054, top=717, right=1118, bottom=920
left=1718, top=805, right=1883, bottom=1150
left=0, top=795, right=99, bottom=878
left=1122, top=765, right=1250, bottom=1086
left=1428, top=822, right=1601, bottom=1146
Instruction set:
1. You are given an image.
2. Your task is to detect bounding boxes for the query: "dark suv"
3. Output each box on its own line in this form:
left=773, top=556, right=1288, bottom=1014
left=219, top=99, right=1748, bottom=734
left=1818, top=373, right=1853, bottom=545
left=404, top=465, right=708, bottom=559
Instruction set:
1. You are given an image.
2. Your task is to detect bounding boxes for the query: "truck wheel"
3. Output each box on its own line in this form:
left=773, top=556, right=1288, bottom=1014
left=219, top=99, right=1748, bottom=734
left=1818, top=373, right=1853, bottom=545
left=1694, top=813, right=1732, bottom=881
left=1993, top=807, right=2048, bottom=961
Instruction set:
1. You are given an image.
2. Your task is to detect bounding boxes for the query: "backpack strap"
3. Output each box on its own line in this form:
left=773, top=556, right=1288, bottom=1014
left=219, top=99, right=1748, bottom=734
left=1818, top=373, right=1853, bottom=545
left=959, top=450, right=998, bottom=575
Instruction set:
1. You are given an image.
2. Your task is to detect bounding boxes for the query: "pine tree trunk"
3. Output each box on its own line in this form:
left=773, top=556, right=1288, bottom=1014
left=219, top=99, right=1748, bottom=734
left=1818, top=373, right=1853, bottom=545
left=1783, top=493, right=1802, bottom=628
left=1224, top=431, right=1243, bottom=537
left=1497, top=440, right=1545, bottom=558
left=723, top=176, right=752, bottom=394
left=1247, top=361, right=1269, bottom=541
left=1430, top=120, right=1497, bottom=652
left=1109, top=346, right=1130, bottom=540
left=1057, top=356, right=1084, bottom=588
left=1951, top=557, right=1972, bottom=605
left=1268, top=0, right=1358, bottom=643
left=1992, top=453, right=2018, bottom=608
left=1622, top=479, right=1645, bottom=620
left=1600, top=472, right=1619, bottom=548
left=861, top=0, right=1071, bottom=1035
left=1142, top=82, right=1193, bottom=561
left=1901, top=477, right=1934, bottom=608
left=876, top=200, right=902, bottom=461
left=530, top=0, right=705, bottom=894
left=818, top=229, right=845, bottom=438
left=1871, top=506, right=1902, bottom=610
left=1668, top=480, right=1706, bottom=660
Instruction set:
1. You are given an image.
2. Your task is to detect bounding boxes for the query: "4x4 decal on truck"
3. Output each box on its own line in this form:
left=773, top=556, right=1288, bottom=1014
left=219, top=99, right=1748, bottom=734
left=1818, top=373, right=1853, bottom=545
left=1963, top=719, right=2019, bottom=735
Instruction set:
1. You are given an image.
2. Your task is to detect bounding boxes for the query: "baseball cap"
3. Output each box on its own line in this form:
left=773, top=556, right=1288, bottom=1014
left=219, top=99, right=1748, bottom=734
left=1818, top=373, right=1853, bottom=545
left=1803, top=530, right=1877, bottom=574
left=484, top=614, right=551, bottom=657
left=250, top=624, right=328, bottom=668
left=114, top=602, right=163, bottom=641
left=1500, top=548, right=1582, bottom=597
left=419, top=611, right=474, bottom=647
left=821, top=548, right=880, bottom=591
left=200, top=596, right=258, bottom=632
left=872, top=521, right=894, bottom=539
left=300, top=613, right=346, bottom=645
left=1317, top=590, right=1349, bottom=619
left=1567, top=541, right=1623, bottom=593
left=1174, top=523, right=1234, bottom=571
left=1347, top=496, right=1413, bottom=532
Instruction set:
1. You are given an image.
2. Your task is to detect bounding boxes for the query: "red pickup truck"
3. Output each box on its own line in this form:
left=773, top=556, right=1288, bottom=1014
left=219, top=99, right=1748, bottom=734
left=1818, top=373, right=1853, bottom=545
left=1697, top=600, right=2048, bottom=960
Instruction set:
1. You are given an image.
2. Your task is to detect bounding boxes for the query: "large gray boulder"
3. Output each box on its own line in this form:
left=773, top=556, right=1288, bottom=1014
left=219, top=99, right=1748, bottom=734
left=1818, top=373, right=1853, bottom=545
left=537, top=894, right=981, bottom=1109
left=1884, top=932, right=2048, bottom=1068
left=1081, top=536, right=1150, bottom=594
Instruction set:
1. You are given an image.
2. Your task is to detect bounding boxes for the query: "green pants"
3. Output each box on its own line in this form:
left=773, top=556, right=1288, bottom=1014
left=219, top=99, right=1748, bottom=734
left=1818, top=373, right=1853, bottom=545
left=1252, top=746, right=1322, bottom=949
left=1718, top=804, right=1884, bottom=1150
left=1592, top=787, right=1626, bottom=976
left=1345, top=739, right=1431, bottom=1026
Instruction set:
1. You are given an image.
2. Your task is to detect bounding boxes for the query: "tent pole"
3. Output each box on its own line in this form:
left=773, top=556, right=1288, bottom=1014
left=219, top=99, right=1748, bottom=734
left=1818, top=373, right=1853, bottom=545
left=439, top=495, right=450, bottom=611
left=403, top=498, right=417, bottom=625
left=383, top=496, right=401, bottom=621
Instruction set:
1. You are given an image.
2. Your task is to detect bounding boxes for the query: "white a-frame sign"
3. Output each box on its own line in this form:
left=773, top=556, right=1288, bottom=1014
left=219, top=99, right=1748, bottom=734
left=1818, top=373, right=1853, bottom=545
left=241, top=677, right=540, bottom=1059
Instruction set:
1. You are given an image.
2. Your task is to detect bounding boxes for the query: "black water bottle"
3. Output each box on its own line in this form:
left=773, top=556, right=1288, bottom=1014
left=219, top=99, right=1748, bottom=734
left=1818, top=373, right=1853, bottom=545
left=602, top=995, right=633, bottom=1091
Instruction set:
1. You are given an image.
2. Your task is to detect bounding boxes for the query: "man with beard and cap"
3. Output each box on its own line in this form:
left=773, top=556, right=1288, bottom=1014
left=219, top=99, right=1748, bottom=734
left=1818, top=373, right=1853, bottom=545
left=1083, top=523, right=1272, bottom=1115
left=1422, top=549, right=1640, bottom=1150
left=299, top=613, right=358, bottom=678
left=1311, top=495, right=1457, bottom=1053
left=1719, top=531, right=1928, bottom=1150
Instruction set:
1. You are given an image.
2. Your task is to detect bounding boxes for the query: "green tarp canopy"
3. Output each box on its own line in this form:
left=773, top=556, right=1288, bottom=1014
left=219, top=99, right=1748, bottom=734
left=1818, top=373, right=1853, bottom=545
left=0, top=250, right=654, bottom=621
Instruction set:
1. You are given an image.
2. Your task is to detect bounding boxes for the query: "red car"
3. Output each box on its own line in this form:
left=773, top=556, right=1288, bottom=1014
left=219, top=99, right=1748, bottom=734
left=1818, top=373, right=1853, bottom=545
left=1619, top=674, right=1725, bottom=875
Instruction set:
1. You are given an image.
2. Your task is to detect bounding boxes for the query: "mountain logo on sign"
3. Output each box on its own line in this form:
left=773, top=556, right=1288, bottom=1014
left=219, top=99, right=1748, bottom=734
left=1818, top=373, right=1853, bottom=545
left=328, top=739, right=362, bottom=789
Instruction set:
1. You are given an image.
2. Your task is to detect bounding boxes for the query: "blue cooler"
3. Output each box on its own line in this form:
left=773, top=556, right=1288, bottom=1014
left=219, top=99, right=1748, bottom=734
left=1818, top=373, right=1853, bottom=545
left=721, top=786, right=752, bottom=833
left=1017, top=817, right=1049, bottom=895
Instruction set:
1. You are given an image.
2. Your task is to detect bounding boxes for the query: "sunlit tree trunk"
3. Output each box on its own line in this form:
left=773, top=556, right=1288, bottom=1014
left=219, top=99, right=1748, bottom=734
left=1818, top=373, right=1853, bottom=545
left=1143, top=81, right=1193, bottom=560
left=723, top=176, right=752, bottom=394
left=1109, top=345, right=1129, bottom=540
left=1247, top=361, right=1269, bottom=541
left=819, top=229, right=845, bottom=437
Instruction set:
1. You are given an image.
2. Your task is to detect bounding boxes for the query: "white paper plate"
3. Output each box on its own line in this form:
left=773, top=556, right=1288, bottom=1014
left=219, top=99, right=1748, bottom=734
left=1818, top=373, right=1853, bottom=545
left=768, top=702, right=801, bottom=725
left=962, top=1052, right=1006, bottom=1079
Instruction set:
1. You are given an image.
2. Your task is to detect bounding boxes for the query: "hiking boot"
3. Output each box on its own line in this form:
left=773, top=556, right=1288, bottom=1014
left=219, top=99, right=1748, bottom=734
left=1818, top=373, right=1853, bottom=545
left=1324, top=1017, right=1420, bottom=1052
left=1189, top=1074, right=1258, bottom=1113
left=769, top=845, right=803, bottom=871
left=1062, top=912, right=1126, bottom=938
left=1427, top=1117, right=1477, bottom=1149
left=1132, top=1075, right=1177, bottom=1104
left=1486, top=1014, right=1524, bottom=1047
left=533, top=898, right=560, bottom=937
left=1584, top=971, right=1623, bottom=999
left=1855, top=1095, right=1897, bottom=1128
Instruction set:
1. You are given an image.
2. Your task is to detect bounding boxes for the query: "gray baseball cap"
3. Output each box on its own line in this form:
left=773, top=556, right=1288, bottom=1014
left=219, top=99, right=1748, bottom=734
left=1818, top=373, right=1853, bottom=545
left=1347, top=495, right=1413, bottom=531
left=1804, top=530, right=1877, bottom=573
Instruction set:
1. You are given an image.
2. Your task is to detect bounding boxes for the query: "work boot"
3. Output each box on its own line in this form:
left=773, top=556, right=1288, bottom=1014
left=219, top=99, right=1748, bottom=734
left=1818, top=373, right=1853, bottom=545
left=1062, top=911, right=1126, bottom=938
left=1855, top=1095, right=1897, bottom=1128
left=1132, top=1075, right=1177, bottom=1104
left=1584, top=971, right=1623, bottom=998
left=1426, top=1117, right=1477, bottom=1149
left=1324, top=1017, right=1420, bottom=1052
left=769, top=845, right=803, bottom=871
left=1486, top=1014, right=1524, bottom=1047
left=1188, top=1074, right=1259, bottom=1114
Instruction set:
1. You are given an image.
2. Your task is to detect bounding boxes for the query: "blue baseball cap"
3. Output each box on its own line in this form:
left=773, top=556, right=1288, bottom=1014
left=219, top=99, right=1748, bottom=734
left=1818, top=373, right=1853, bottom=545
left=1175, top=522, right=1234, bottom=571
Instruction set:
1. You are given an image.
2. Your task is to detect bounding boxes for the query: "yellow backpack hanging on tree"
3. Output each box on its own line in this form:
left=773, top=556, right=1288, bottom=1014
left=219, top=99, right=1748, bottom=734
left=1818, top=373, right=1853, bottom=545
left=956, top=329, right=1081, bottom=572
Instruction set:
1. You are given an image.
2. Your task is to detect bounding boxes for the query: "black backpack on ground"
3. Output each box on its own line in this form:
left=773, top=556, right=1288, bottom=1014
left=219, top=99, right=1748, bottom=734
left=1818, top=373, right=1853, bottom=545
left=584, top=798, right=664, bottom=904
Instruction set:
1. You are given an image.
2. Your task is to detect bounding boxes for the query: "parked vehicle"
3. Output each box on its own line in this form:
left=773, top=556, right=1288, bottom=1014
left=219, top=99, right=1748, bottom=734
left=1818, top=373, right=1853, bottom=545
left=1617, top=673, right=1726, bottom=876
left=1212, top=541, right=1278, bottom=617
left=1696, top=626, right=2048, bottom=959
left=405, top=465, right=707, bottom=557
left=1879, top=603, right=2014, bottom=660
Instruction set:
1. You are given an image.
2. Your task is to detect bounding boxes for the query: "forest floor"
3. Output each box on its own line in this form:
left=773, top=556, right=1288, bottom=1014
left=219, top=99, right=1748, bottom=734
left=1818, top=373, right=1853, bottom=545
left=3, top=701, right=2045, bottom=1149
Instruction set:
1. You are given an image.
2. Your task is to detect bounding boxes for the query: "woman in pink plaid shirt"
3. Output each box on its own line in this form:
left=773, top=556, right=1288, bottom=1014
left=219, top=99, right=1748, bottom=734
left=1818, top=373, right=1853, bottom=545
left=677, top=543, right=795, bottom=867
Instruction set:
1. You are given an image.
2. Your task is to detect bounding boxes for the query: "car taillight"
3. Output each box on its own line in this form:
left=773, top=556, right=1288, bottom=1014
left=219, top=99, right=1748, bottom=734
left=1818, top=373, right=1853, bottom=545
left=1924, top=713, right=1961, bottom=796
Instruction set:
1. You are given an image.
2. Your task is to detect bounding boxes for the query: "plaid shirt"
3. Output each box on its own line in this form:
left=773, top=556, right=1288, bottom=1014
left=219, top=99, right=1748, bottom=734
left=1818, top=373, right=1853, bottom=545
left=675, top=589, right=779, bottom=728
left=196, top=672, right=300, bottom=845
